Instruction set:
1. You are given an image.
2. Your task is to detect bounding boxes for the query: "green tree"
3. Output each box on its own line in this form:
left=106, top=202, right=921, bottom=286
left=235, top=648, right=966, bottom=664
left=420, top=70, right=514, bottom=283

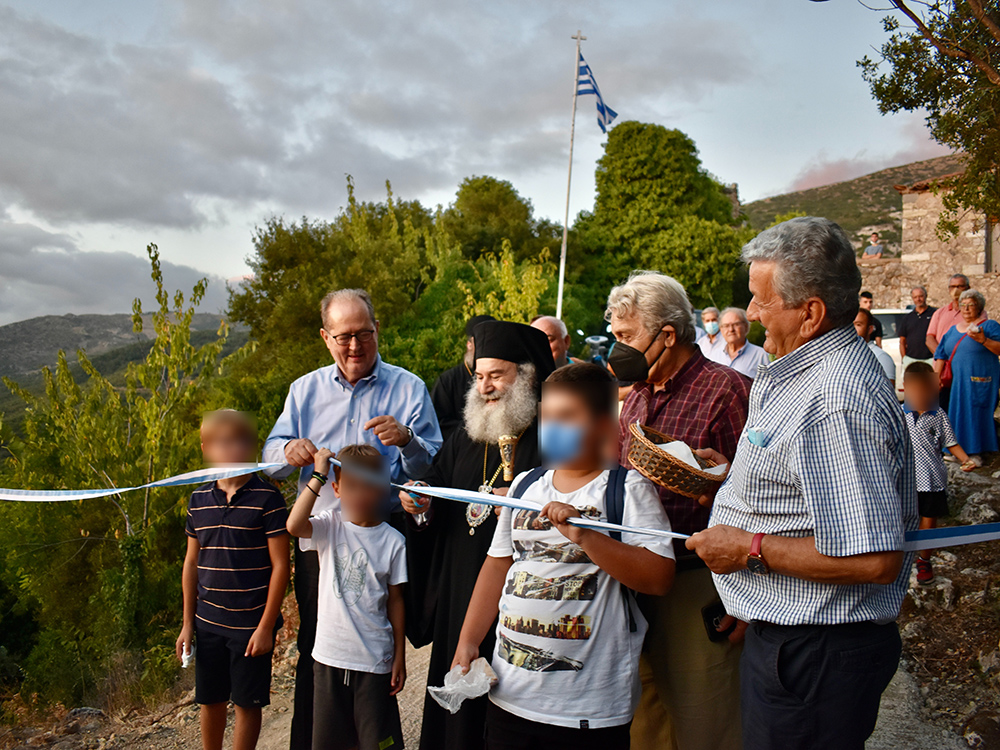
left=859, top=1, right=1000, bottom=236
left=0, top=246, right=231, bottom=705
left=459, top=241, right=554, bottom=322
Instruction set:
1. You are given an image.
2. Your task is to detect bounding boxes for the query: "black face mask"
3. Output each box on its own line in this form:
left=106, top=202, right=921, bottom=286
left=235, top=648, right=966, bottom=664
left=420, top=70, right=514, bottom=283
left=608, top=332, right=664, bottom=383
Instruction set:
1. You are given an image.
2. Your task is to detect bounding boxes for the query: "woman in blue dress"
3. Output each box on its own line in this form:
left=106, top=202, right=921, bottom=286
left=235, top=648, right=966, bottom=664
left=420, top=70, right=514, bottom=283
left=934, top=289, right=1000, bottom=463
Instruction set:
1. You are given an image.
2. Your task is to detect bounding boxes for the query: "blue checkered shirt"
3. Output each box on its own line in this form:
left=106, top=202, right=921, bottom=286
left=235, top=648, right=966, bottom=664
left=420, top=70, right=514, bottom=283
left=709, top=325, right=918, bottom=625
left=906, top=409, right=957, bottom=493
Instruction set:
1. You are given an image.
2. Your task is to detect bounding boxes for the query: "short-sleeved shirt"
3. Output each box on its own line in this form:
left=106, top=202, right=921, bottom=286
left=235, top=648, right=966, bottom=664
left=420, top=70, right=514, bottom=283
left=898, top=306, right=937, bottom=360
left=905, top=409, right=958, bottom=492
left=301, top=510, right=407, bottom=674
left=618, top=350, right=751, bottom=539
left=708, top=340, right=771, bottom=380
left=871, top=315, right=884, bottom=340
left=487, top=469, right=675, bottom=729
left=864, top=243, right=884, bottom=256
left=709, top=325, right=918, bottom=625
left=185, top=474, right=289, bottom=639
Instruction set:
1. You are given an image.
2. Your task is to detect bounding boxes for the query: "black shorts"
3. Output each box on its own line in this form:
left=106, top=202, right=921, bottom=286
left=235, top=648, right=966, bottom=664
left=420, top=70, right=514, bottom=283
left=486, top=701, right=630, bottom=750
left=918, top=490, right=949, bottom=519
left=312, top=662, right=403, bottom=750
left=195, top=626, right=274, bottom=708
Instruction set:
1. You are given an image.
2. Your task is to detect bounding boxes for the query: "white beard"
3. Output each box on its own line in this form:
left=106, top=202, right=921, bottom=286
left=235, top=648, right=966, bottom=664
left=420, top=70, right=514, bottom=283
left=463, top=364, right=538, bottom=444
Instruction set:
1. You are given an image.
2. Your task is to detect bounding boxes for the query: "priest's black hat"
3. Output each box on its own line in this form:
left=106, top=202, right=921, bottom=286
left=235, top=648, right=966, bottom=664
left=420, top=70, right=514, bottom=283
left=472, top=320, right=556, bottom=382
left=464, top=314, right=495, bottom=337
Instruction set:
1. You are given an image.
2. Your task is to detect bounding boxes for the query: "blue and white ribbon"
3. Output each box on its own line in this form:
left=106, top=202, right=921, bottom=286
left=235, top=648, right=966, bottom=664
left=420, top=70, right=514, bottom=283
left=3, top=462, right=999, bottom=551
left=0, top=463, right=284, bottom=502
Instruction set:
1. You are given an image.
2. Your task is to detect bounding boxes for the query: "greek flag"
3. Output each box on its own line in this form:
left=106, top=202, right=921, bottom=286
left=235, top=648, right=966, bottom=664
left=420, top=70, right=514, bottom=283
left=577, top=52, right=617, bottom=133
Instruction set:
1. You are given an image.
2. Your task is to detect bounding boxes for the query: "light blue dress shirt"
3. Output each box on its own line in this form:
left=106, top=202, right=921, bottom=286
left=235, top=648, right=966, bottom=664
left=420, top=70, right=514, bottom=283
left=709, top=340, right=771, bottom=380
left=263, top=356, right=442, bottom=514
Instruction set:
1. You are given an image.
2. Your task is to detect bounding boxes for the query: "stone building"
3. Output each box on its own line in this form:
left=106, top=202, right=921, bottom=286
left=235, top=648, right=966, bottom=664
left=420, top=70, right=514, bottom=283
left=859, top=171, right=1000, bottom=310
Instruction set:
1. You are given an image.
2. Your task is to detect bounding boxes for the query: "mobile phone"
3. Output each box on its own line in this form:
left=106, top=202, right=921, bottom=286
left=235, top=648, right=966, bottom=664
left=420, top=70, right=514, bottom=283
left=702, top=600, right=736, bottom=643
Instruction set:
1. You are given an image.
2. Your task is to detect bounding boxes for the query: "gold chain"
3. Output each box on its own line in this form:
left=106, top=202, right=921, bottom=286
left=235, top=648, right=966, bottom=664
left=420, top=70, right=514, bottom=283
left=482, top=443, right=503, bottom=490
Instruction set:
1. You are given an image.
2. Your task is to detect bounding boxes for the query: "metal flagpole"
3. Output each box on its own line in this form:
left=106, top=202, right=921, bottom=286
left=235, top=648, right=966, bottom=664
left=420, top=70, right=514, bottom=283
left=555, top=30, right=585, bottom=320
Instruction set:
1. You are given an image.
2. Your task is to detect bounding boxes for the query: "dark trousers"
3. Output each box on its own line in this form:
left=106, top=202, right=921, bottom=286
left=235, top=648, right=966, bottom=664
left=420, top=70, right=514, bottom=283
left=486, top=702, right=630, bottom=750
left=290, top=546, right=320, bottom=750
left=741, top=620, right=901, bottom=750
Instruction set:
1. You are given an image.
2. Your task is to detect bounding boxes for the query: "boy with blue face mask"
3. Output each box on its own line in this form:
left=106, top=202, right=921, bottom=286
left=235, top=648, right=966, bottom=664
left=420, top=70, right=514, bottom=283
left=452, top=363, right=676, bottom=750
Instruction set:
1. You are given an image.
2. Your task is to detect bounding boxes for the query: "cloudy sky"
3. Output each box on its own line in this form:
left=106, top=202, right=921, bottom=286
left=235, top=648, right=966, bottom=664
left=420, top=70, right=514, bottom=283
left=0, top=0, right=949, bottom=325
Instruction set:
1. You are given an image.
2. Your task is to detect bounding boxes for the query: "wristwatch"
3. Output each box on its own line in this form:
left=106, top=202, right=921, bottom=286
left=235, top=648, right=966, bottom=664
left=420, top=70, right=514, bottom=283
left=405, top=425, right=415, bottom=445
left=747, top=532, right=769, bottom=576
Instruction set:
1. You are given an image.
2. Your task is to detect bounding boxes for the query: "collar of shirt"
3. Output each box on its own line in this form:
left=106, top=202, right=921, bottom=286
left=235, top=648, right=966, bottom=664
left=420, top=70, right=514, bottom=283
left=633, top=348, right=707, bottom=399
left=210, top=474, right=261, bottom=506
left=333, top=355, right=383, bottom=390
left=758, top=325, right=857, bottom=386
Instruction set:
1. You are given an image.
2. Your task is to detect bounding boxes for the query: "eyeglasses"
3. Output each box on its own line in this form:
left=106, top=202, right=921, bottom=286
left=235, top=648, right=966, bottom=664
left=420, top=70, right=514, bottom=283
left=959, top=302, right=979, bottom=309
left=720, top=324, right=744, bottom=331
left=326, top=329, right=376, bottom=346
left=949, top=284, right=970, bottom=290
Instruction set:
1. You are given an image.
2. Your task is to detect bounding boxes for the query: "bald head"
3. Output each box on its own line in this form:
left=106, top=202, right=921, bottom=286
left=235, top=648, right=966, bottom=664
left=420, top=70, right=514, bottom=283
left=531, top=315, right=571, bottom=368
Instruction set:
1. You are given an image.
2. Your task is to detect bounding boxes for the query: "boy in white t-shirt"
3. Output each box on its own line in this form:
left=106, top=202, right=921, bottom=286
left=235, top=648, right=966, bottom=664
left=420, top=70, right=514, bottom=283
left=286, top=444, right=407, bottom=750
left=453, top=363, right=677, bottom=749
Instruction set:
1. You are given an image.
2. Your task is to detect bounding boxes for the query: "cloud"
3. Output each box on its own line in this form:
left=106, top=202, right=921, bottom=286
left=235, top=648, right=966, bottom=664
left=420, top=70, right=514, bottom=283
left=786, top=114, right=953, bottom=192
left=0, top=216, right=229, bottom=325
left=0, top=2, right=756, bottom=231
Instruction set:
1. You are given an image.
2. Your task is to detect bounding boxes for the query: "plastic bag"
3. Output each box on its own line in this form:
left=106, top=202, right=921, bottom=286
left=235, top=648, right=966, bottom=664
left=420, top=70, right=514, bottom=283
left=426, top=658, right=498, bottom=714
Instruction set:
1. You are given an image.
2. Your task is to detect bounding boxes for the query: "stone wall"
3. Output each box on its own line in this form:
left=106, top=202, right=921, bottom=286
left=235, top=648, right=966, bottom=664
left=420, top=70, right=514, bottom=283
left=859, top=188, right=1000, bottom=311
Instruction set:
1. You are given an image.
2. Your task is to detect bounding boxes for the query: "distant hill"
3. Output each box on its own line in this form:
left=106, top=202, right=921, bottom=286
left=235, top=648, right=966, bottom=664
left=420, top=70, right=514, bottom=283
left=743, top=153, right=966, bottom=253
left=0, top=313, right=248, bottom=432
left=0, top=312, right=234, bottom=377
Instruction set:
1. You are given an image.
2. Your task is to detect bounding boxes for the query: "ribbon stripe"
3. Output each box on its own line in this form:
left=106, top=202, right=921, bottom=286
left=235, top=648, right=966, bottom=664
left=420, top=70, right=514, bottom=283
left=1, top=461, right=996, bottom=551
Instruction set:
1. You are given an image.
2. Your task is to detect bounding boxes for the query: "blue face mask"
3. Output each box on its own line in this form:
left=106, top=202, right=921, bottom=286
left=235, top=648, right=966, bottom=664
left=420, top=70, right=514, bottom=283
left=704, top=320, right=720, bottom=336
left=538, top=421, right=587, bottom=466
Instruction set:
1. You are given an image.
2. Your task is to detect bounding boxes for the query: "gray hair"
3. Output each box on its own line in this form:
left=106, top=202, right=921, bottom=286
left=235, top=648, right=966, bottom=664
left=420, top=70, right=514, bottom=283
left=911, top=285, right=927, bottom=296
left=741, top=216, right=861, bottom=328
left=321, top=288, right=376, bottom=329
left=702, top=306, right=720, bottom=318
left=605, top=270, right=695, bottom=345
left=720, top=307, right=749, bottom=329
left=951, top=273, right=970, bottom=287
left=533, top=315, right=568, bottom=338
left=960, top=288, right=986, bottom=315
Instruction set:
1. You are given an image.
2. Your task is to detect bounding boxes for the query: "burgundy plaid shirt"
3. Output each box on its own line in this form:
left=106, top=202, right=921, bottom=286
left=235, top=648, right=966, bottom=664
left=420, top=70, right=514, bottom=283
left=618, top=349, right=751, bottom=537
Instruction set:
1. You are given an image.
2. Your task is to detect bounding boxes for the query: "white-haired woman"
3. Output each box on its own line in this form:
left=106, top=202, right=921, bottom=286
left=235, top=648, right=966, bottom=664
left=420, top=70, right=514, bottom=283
left=934, top=289, right=1000, bottom=464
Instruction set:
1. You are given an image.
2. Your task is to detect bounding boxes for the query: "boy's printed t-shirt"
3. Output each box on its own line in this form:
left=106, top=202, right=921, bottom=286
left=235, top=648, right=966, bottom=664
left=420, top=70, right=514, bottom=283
left=906, top=408, right=959, bottom=492
left=301, top=509, right=407, bottom=674
left=185, top=474, right=288, bottom=639
left=486, top=469, right=675, bottom=729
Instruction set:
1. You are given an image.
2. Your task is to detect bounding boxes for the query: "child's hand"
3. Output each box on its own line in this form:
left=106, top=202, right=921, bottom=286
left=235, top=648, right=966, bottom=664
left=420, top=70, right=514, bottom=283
left=313, top=447, right=334, bottom=476
left=541, top=501, right=585, bottom=544
left=451, top=641, right=480, bottom=675
left=390, top=657, right=407, bottom=695
left=961, top=460, right=978, bottom=472
left=175, top=625, right=193, bottom=663
left=245, top=625, right=274, bottom=658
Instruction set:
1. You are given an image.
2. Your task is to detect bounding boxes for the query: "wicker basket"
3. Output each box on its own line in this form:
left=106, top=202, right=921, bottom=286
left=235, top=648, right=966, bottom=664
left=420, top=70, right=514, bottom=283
left=627, top=422, right=726, bottom=499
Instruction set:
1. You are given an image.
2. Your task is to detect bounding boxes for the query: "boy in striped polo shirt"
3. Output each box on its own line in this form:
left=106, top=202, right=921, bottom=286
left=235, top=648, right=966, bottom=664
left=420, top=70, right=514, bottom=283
left=176, top=410, right=290, bottom=750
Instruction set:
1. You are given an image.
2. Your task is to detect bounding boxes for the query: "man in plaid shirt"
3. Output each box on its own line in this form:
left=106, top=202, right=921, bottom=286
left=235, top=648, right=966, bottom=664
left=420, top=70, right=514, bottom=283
left=607, top=271, right=751, bottom=750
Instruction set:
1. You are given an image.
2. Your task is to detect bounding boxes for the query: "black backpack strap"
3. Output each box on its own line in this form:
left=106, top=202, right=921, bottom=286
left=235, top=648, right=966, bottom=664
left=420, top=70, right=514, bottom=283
left=511, top=467, right=547, bottom=499
left=603, top=464, right=638, bottom=633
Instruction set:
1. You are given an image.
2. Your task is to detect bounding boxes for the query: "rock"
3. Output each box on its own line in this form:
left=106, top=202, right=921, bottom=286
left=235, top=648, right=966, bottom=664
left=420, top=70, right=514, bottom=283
left=68, top=708, right=106, bottom=719
left=935, top=550, right=959, bottom=567
left=964, top=713, right=1000, bottom=748
left=949, top=464, right=995, bottom=487
left=901, top=620, right=924, bottom=640
left=957, top=494, right=1000, bottom=524
left=961, top=591, right=985, bottom=606
left=910, top=575, right=957, bottom=611
left=961, top=568, right=990, bottom=577
left=979, top=650, right=1000, bottom=674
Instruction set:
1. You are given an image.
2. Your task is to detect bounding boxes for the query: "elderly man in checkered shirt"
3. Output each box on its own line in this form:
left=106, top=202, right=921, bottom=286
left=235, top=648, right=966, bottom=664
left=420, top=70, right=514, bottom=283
left=687, top=216, right=918, bottom=750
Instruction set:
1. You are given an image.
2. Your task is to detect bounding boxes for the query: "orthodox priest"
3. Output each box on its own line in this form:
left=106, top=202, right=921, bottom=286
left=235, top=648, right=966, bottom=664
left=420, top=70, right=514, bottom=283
left=401, top=320, right=555, bottom=750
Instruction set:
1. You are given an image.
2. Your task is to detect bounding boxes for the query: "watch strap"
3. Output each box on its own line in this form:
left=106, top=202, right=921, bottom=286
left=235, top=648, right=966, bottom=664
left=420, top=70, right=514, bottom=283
left=750, top=532, right=765, bottom=558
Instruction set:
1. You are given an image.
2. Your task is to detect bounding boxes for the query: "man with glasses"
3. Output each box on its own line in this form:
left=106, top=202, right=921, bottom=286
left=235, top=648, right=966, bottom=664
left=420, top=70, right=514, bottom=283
left=926, top=274, right=975, bottom=354
left=263, top=287, right=442, bottom=750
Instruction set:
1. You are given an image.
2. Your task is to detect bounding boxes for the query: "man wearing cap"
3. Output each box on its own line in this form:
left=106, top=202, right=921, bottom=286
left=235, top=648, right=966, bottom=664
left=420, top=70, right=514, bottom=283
left=401, top=320, right=555, bottom=750
left=431, top=315, right=495, bottom=441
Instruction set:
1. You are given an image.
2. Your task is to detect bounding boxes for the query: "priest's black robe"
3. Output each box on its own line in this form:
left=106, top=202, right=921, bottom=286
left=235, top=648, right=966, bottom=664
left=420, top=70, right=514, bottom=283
left=405, top=422, right=541, bottom=750
left=430, top=361, right=473, bottom=443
